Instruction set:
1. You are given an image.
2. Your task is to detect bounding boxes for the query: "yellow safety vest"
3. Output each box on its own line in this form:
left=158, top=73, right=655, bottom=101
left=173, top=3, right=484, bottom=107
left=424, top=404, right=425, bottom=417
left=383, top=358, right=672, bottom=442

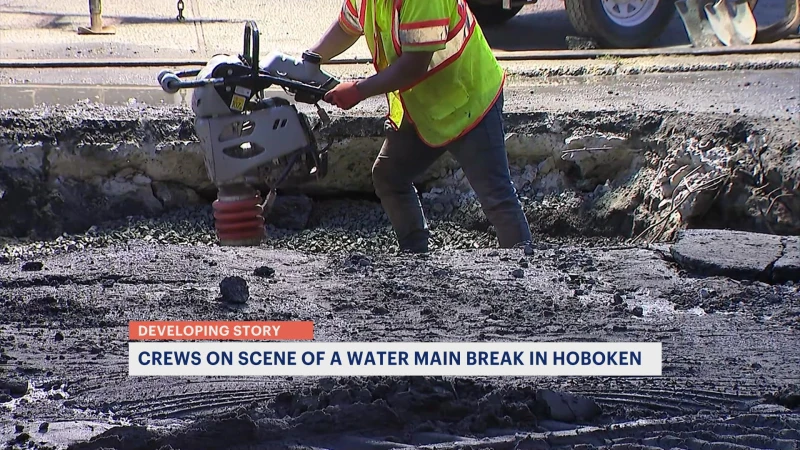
left=339, top=0, right=506, bottom=148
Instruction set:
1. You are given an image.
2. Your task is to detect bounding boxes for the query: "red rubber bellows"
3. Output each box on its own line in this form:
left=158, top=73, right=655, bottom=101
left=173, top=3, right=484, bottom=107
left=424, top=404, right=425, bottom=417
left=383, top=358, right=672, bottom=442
left=212, top=192, right=266, bottom=246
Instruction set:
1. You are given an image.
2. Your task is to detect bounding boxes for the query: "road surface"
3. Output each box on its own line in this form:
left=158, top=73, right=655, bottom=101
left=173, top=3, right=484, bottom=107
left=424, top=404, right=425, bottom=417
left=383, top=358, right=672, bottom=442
left=0, top=0, right=796, bottom=61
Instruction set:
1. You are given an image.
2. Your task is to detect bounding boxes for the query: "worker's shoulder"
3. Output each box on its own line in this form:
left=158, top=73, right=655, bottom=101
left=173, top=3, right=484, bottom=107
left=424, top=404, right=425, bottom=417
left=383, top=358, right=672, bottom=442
left=397, top=0, right=453, bottom=7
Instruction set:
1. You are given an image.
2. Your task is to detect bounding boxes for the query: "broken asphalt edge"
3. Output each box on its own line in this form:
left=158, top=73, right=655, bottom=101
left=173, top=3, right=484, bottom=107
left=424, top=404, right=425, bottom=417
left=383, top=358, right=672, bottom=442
left=670, top=229, right=800, bottom=283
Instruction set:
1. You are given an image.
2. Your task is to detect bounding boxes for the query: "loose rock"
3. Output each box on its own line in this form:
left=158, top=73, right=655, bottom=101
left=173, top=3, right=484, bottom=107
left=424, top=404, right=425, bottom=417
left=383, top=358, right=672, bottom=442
left=432, top=268, right=450, bottom=277
left=219, top=276, right=249, bottom=304
left=21, top=261, right=43, bottom=271
left=152, top=181, right=202, bottom=209
left=265, top=195, right=313, bottom=230
left=1, top=379, right=28, bottom=396
left=254, top=266, right=275, bottom=278
left=766, top=385, right=800, bottom=410
left=536, top=389, right=602, bottom=422
left=749, top=403, right=790, bottom=414
left=512, top=268, right=525, bottom=278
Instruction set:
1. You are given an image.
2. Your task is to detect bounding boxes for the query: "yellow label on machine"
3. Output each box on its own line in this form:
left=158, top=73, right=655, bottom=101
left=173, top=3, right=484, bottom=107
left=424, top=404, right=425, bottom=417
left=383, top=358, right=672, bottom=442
left=230, top=94, right=246, bottom=111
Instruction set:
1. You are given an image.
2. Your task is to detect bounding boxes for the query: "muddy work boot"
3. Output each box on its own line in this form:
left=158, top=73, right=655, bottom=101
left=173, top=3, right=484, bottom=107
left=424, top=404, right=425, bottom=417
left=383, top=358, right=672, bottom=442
left=396, top=229, right=431, bottom=254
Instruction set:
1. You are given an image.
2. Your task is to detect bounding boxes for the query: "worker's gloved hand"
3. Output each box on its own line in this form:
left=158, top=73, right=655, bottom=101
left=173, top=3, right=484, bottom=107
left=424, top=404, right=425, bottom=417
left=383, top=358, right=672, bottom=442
left=323, top=81, right=365, bottom=110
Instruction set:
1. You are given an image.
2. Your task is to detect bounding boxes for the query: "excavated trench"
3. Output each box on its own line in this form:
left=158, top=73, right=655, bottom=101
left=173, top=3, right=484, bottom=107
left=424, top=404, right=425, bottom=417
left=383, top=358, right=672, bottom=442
left=1, top=100, right=799, bottom=450
left=0, top=101, right=798, bottom=255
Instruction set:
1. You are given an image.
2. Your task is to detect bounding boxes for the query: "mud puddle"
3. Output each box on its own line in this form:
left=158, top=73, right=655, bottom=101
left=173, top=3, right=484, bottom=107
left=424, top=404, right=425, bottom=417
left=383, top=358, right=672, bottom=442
left=1, top=240, right=798, bottom=449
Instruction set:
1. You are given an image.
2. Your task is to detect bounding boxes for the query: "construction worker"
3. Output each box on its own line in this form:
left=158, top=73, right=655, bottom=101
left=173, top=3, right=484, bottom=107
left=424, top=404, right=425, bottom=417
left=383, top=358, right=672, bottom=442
left=307, top=0, right=532, bottom=253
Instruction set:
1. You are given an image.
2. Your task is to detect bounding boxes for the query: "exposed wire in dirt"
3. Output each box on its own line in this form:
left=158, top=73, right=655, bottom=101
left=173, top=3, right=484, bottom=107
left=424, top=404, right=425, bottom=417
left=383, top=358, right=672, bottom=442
left=633, top=165, right=730, bottom=244
left=767, top=192, right=796, bottom=217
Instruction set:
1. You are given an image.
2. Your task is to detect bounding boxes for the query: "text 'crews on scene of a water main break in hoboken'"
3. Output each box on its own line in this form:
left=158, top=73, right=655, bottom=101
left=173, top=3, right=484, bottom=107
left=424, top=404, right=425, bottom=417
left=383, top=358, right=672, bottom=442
left=135, top=350, right=645, bottom=367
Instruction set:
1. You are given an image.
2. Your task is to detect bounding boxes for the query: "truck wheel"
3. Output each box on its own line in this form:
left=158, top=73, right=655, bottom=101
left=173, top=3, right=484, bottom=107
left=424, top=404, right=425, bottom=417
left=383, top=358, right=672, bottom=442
left=565, top=0, right=676, bottom=48
left=468, top=2, right=524, bottom=26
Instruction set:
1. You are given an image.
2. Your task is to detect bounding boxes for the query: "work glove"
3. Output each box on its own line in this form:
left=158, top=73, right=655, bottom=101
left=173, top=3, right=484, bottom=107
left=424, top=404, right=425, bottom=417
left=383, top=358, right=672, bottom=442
left=323, top=81, right=365, bottom=110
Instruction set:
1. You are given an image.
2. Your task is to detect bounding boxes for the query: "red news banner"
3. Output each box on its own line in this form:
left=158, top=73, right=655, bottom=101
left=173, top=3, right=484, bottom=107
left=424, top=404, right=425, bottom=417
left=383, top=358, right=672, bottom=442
left=129, top=321, right=314, bottom=340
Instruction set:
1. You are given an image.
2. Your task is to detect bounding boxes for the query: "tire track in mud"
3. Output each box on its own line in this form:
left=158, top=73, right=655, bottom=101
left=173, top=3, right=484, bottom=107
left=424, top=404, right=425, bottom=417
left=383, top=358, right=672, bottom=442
left=441, top=414, right=800, bottom=450
left=62, top=367, right=312, bottom=419
left=571, top=388, right=763, bottom=415
left=118, top=391, right=280, bottom=419
left=57, top=389, right=800, bottom=450
left=84, top=381, right=305, bottom=419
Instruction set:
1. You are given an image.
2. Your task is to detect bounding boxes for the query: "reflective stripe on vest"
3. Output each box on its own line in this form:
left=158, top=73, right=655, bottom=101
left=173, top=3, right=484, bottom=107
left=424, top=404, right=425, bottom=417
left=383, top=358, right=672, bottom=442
left=340, top=0, right=365, bottom=35
left=390, top=0, right=476, bottom=85
left=342, top=0, right=474, bottom=80
left=341, top=0, right=503, bottom=147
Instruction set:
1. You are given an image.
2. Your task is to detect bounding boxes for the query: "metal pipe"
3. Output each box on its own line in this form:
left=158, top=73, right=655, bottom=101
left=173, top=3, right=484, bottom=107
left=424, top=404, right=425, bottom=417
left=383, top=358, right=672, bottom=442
left=77, top=0, right=116, bottom=35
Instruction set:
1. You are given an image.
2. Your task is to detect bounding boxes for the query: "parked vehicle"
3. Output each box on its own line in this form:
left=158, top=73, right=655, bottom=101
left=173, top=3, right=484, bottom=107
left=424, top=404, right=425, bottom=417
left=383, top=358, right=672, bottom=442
left=467, top=0, right=677, bottom=48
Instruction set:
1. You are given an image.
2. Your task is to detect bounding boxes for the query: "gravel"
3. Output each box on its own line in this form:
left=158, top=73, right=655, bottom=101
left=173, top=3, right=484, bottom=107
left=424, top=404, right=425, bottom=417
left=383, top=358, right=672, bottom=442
left=0, top=196, right=633, bottom=266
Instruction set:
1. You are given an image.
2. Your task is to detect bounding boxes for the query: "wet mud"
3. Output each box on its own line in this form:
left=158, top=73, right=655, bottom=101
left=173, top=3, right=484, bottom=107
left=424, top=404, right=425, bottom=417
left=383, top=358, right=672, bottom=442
left=1, top=240, right=798, bottom=449
left=1, top=71, right=799, bottom=449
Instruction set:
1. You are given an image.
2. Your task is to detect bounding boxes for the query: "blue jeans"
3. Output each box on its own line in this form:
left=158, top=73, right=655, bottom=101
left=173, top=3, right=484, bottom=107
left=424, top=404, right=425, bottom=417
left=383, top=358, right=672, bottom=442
left=371, top=92, right=532, bottom=252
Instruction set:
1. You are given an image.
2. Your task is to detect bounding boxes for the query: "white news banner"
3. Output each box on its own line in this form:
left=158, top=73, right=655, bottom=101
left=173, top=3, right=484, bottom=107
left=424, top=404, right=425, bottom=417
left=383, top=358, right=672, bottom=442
left=129, top=342, right=663, bottom=377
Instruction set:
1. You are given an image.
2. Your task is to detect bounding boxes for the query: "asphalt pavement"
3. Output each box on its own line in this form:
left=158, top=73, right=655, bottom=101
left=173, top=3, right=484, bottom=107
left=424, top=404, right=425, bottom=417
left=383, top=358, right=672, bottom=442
left=1, top=68, right=799, bottom=121
left=0, top=0, right=797, bottom=62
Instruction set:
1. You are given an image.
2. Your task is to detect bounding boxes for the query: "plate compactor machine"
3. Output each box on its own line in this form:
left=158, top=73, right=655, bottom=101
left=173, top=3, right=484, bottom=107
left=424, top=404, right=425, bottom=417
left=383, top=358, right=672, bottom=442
left=157, top=21, right=339, bottom=246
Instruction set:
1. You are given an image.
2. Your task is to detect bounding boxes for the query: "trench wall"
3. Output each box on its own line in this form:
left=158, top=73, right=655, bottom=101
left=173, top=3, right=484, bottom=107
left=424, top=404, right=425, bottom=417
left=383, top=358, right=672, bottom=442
left=0, top=103, right=797, bottom=241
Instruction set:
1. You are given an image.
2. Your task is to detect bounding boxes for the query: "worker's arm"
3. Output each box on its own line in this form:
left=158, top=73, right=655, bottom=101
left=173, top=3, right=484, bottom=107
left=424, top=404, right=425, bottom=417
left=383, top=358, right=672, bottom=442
left=354, top=52, right=433, bottom=98
left=323, top=0, right=450, bottom=109
left=308, top=0, right=363, bottom=63
left=352, top=0, right=449, bottom=98
left=308, top=20, right=360, bottom=63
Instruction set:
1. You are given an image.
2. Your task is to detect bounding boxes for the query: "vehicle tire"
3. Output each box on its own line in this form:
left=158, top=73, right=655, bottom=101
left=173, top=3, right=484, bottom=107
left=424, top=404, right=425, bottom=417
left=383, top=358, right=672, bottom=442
left=468, top=2, right=525, bottom=26
left=565, top=0, right=676, bottom=48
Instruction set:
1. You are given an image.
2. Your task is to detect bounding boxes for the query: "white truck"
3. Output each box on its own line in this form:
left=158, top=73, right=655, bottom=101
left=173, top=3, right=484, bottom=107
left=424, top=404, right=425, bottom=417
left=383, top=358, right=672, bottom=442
left=467, top=0, right=676, bottom=48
